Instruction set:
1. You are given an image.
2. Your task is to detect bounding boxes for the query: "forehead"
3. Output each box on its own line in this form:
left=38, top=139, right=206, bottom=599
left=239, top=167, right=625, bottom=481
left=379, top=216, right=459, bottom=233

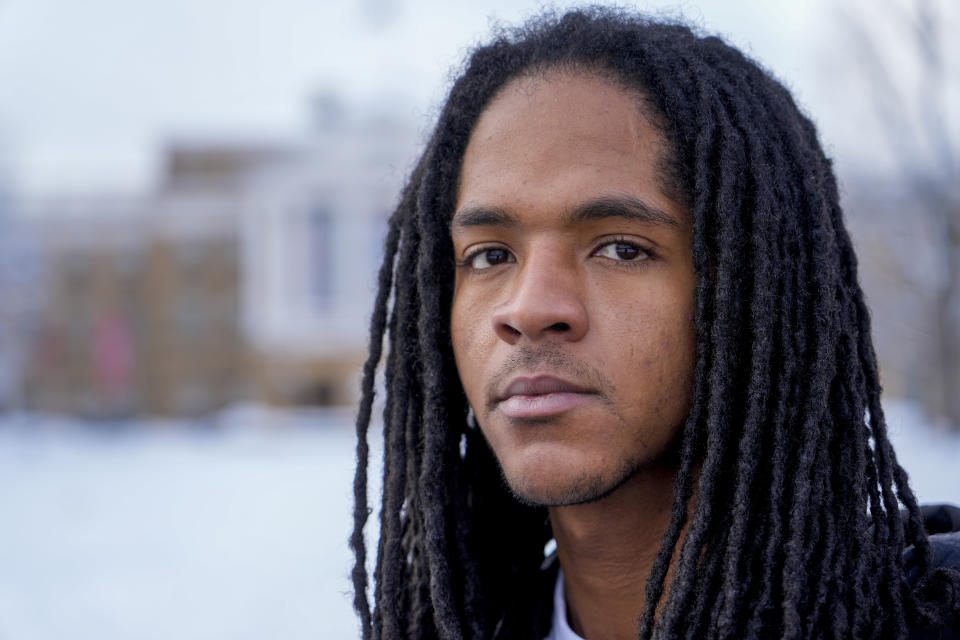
left=455, top=71, right=676, bottom=222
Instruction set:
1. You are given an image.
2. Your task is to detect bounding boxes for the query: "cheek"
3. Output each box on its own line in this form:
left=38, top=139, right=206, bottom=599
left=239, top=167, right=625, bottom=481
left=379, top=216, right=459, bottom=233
left=451, top=296, right=487, bottom=402
left=451, top=298, right=477, bottom=359
left=606, top=292, right=696, bottom=395
left=651, top=309, right=697, bottom=416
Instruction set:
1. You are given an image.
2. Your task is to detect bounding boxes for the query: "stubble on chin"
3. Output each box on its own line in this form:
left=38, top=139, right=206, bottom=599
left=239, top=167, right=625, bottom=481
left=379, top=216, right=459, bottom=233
left=498, top=452, right=648, bottom=508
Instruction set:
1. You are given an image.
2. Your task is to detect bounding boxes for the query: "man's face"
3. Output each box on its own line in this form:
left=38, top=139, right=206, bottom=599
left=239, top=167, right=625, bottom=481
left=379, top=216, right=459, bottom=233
left=450, top=71, right=696, bottom=507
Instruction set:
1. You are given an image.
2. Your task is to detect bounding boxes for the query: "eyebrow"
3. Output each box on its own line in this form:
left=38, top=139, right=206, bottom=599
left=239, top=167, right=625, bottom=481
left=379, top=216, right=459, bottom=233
left=451, top=194, right=680, bottom=230
left=568, top=195, right=680, bottom=228
left=451, top=205, right=517, bottom=229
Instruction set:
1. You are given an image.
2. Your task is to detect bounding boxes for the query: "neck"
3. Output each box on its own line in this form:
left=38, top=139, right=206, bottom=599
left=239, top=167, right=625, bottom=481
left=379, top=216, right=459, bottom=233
left=548, top=463, right=686, bottom=640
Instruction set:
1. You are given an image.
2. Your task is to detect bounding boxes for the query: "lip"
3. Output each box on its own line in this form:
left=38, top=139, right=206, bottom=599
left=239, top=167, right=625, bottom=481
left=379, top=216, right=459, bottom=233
left=496, top=375, right=595, bottom=419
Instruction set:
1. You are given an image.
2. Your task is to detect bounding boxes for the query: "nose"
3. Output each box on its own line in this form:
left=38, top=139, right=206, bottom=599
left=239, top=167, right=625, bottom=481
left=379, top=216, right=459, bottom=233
left=491, top=250, right=588, bottom=344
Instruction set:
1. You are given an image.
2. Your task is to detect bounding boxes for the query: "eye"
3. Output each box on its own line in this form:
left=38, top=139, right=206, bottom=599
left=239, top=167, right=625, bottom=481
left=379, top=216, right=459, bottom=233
left=592, top=240, right=651, bottom=263
left=464, top=247, right=515, bottom=270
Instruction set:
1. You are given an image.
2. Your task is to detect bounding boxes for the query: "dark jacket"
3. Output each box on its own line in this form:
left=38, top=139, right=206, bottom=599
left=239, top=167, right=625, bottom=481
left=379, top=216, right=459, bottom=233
left=906, top=504, right=960, bottom=639
left=500, top=504, right=960, bottom=639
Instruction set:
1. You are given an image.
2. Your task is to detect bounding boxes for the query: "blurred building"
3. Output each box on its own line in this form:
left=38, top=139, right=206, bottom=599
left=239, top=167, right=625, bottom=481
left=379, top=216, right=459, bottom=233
left=20, top=94, right=420, bottom=417
left=239, top=97, right=419, bottom=407
left=0, top=165, right=43, bottom=411
left=23, top=192, right=243, bottom=417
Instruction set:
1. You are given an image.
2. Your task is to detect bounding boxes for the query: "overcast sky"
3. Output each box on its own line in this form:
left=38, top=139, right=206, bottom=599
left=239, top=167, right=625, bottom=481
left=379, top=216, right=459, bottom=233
left=0, top=0, right=928, bottom=195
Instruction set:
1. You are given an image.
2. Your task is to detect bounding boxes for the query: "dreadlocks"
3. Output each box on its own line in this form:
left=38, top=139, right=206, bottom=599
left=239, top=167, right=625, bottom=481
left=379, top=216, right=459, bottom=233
left=351, top=8, right=959, bottom=639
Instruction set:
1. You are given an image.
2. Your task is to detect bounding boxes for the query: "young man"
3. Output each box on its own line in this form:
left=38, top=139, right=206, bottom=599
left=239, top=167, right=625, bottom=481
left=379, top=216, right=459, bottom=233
left=351, top=9, right=960, bottom=639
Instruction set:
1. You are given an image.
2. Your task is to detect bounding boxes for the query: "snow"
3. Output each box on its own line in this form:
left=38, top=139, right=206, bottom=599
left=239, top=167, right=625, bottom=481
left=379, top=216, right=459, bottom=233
left=0, top=400, right=954, bottom=640
left=0, top=407, right=382, bottom=640
left=884, top=400, right=960, bottom=506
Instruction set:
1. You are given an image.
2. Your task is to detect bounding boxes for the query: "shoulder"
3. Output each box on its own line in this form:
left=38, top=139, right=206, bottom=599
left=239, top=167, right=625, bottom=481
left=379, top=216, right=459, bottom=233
left=918, top=529, right=960, bottom=577
left=904, top=504, right=960, bottom=583
left=905, top=505, right=960, bottom=581
left=906, top=504, right=960, bottom=640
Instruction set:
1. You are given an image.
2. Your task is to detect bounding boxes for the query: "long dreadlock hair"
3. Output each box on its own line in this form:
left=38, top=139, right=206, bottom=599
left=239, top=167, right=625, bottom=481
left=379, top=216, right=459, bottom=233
left=351, top=8, right=959, bottom=639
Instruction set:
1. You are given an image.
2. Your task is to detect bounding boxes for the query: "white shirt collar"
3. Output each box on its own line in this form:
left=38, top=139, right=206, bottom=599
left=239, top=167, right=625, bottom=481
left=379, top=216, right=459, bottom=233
left=543, top=569, right=586, bottom=640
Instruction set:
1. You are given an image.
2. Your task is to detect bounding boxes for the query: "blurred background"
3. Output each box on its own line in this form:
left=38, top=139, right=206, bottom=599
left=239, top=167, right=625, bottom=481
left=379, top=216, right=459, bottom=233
left=0, top=0, right=956, bottom=638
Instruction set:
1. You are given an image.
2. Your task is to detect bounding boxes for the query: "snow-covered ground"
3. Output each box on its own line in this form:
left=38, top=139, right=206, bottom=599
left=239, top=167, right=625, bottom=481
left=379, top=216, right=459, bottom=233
left=0, top=400, right=955, bottom=640
left=0, top=405, right=383, bottom=640
left=881, top=401, right=959, bottom=505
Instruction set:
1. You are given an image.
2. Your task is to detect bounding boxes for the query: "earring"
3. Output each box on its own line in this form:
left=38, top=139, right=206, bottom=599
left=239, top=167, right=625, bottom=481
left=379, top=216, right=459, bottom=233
left=466, top=406, right=478, bottom=430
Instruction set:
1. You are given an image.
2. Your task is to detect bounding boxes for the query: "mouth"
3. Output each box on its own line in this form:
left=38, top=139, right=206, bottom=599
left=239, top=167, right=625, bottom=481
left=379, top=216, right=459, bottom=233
left=495, top=374, right=596, bottom=420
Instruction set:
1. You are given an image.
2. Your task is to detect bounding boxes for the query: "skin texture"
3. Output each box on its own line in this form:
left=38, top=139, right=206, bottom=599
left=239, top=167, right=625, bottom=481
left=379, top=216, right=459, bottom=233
left=451, top=70, right=696, bottom=506
left=450, top=71, right=697, bottom=639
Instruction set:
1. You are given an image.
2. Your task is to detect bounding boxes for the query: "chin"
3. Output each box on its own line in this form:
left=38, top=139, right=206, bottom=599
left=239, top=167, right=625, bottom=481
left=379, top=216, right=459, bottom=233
left=502, top=461, right=638, bottom=508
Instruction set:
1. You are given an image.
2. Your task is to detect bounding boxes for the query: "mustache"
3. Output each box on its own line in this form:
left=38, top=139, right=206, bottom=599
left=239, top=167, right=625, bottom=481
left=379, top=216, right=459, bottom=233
left=484, top=344, right=615, bottom=411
